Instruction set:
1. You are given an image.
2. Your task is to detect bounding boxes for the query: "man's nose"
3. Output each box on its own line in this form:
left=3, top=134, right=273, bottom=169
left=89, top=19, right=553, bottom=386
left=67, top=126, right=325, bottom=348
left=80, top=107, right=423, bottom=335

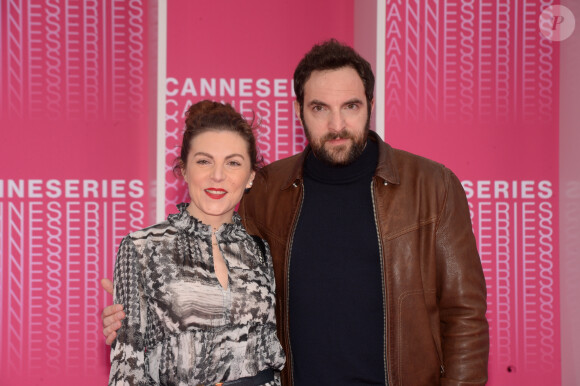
left=328, top=110, right=345, bottom=132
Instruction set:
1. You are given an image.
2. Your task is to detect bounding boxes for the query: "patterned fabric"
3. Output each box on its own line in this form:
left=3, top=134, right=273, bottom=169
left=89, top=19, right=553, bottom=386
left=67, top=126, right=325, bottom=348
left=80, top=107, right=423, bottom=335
left=109, top=203, right=285, bottom=386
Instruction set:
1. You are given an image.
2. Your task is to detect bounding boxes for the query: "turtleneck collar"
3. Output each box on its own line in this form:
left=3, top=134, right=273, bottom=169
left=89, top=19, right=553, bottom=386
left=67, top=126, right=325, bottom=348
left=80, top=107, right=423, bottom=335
left=303, top=138, right=379, bottom=184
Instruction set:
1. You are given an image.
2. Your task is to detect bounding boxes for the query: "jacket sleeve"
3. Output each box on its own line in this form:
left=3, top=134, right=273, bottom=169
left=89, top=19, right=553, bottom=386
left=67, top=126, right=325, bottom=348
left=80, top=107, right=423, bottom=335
left=436, top=170, right=489, bottom=385
left=109, top=236, right=148, bottom=386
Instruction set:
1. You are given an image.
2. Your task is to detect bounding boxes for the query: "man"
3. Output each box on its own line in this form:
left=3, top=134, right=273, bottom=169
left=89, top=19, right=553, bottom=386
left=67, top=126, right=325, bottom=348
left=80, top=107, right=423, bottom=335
left=102, top=39, right=489, bottom=385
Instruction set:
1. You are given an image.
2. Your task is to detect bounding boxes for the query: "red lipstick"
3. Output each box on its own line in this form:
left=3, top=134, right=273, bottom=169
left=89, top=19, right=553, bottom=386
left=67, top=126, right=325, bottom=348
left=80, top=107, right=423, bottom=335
left=204, top=188, right=227, bottom=199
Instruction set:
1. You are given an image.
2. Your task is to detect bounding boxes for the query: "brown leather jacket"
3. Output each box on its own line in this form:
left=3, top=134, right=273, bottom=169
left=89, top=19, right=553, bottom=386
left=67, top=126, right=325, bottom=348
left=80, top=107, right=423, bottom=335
left=238, top=132, right=489, bottom=385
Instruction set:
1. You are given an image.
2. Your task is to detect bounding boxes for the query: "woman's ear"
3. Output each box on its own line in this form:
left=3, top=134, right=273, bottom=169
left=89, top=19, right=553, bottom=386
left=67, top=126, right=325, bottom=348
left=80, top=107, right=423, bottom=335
left=246, top=171, right=256, bottom=189
left=180, top=160, right=188, bottom=182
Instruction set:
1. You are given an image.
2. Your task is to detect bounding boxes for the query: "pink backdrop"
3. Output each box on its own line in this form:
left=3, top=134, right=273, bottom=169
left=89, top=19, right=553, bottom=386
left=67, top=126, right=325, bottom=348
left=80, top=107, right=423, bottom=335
left=382, top=1, right=560, bottom=384
left=164, top=1, right=354, bottom=215
left=0, top=1, right=157, bottom=384
left=0, top=0, right=565, bottom=385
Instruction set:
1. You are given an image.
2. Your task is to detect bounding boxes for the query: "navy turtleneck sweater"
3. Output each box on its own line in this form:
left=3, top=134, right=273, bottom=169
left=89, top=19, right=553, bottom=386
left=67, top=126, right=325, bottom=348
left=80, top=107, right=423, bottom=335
left=289, top=139, right=385, bottom=385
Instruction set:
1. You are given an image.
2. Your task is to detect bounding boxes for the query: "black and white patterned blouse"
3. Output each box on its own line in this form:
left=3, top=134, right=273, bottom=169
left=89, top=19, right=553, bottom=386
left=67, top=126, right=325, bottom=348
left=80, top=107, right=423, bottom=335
left=109, top=203, right=285, bottom=385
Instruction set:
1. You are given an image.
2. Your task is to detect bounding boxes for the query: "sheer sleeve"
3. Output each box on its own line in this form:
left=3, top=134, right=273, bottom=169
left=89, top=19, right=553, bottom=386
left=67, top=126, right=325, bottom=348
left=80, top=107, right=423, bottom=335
left=109, top=236, right=149, bottom=385
left=263, top=239, right=286, bottom=377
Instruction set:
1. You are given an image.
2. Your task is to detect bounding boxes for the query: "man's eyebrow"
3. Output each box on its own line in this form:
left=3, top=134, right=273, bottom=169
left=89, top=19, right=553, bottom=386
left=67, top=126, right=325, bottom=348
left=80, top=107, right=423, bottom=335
left=306, top=98, right=364, bottom=107
left=306, top=99, right=330, bottom=107
left=342, top=98, right=364, bottom=106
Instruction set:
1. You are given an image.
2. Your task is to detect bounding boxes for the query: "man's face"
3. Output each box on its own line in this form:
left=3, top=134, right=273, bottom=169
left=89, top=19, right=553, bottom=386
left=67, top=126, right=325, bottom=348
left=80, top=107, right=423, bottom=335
left=295, top=66, right=374, bottom=166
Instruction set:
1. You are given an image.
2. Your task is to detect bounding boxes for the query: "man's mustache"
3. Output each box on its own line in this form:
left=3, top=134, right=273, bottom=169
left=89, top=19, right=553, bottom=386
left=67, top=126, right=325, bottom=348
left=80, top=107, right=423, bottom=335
left=321, top=130, right=352, bottom=142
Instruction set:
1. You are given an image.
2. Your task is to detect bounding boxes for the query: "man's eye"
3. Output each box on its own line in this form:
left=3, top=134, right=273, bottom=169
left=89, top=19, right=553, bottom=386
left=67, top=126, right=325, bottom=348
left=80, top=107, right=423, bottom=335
left=346, top=103, right=358, bottom=110
left=312, top=105, right=324, bottom=112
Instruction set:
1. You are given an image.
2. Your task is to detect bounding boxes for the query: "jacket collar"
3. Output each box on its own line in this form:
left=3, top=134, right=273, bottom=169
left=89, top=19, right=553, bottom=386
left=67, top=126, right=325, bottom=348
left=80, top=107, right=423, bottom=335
left=281, top=130, right=400, bottom=190
left=281, top=146, right=309, bottom=189
left=371, top=131, right=400, bottom=185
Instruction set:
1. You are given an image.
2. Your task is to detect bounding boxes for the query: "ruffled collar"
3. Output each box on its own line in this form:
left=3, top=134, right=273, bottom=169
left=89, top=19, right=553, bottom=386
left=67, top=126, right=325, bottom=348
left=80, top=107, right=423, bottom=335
left=167, top=203, right=246, bottom=243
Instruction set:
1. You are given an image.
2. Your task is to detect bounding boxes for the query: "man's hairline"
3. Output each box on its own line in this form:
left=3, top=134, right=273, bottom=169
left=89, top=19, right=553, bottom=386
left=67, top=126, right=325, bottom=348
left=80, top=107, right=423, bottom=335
left=296, top=64, right=371, bottom=109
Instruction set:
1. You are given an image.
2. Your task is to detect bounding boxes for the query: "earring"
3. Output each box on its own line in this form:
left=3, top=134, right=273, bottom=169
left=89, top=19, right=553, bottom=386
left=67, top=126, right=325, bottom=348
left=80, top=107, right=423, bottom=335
left=249, top=181, right=253, bottom=187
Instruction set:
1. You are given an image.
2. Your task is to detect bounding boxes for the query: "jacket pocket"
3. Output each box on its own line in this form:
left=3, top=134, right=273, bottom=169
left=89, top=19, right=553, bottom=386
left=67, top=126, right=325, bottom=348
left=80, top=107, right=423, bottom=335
left=397, top=290, right=441, bottom=385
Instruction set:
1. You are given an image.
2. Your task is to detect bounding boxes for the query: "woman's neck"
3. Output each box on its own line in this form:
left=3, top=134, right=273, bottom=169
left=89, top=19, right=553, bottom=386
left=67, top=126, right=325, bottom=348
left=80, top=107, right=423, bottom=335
left=186, top=205, right=233, bottom=231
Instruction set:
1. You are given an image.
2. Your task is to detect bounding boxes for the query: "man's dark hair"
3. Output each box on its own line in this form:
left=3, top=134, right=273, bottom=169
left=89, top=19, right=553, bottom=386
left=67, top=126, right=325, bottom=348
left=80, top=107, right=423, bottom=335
left=293, top=39, right=375, bottom=111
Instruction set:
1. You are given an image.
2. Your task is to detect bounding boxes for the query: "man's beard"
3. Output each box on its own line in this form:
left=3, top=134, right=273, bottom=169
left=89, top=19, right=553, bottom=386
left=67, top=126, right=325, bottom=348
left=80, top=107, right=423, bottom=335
left=303, top=115, right=370, bottom=167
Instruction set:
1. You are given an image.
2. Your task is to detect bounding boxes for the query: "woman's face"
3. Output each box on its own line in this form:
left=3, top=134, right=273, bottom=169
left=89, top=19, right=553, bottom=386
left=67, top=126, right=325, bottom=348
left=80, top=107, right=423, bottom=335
left=182, top=130, right=255, bottom=227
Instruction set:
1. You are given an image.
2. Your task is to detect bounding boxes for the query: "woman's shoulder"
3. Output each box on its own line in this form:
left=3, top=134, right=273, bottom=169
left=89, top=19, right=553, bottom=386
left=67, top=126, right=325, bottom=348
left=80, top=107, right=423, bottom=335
left=130, top=218, right=174, bottom=235
left=124, top=219, right=177, bottom=247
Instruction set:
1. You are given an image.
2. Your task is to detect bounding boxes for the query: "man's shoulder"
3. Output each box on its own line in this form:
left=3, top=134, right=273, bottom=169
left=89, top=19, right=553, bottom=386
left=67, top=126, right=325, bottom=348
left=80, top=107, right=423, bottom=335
left=240, top=152, right=303, bottom=213
left=254, top=152, right=304, bottom=186
left=380, top=145, right=466, bottom=205
left=390, top=146, right=449, bottom=174
left=384, top=145, right=456, bottom=189
left=261, top=152, right=303, bottom=173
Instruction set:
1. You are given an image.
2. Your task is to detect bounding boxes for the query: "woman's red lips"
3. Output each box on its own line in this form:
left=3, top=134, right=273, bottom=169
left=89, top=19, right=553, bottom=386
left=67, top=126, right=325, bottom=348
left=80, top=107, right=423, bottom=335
left=204, top=188, right=227, bottom=199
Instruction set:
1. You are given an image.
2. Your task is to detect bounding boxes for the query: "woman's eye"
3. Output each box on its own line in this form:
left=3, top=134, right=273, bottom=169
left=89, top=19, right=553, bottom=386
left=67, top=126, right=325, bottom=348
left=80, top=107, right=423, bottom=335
left=196, top=159, right=210, bottom=165
left=228, top=161, right=242, bottom=167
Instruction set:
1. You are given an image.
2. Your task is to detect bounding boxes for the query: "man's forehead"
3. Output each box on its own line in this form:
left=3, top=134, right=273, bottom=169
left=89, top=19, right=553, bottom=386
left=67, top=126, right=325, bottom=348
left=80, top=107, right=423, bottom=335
left=303, top=67, right=366, bottom=103
left=306, top=67, right=361, bottom=82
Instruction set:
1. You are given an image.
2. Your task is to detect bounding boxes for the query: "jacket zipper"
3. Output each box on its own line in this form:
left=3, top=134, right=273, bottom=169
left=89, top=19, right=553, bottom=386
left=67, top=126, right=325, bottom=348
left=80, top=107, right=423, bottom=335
left=371, top=179, right=389, bottom=386
left=286, top=181, right=304, bottom=386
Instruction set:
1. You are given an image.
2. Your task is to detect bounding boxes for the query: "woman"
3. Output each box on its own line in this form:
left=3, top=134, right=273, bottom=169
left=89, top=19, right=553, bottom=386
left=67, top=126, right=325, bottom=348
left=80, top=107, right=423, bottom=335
left=109, top=100, right=285, bottom=385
